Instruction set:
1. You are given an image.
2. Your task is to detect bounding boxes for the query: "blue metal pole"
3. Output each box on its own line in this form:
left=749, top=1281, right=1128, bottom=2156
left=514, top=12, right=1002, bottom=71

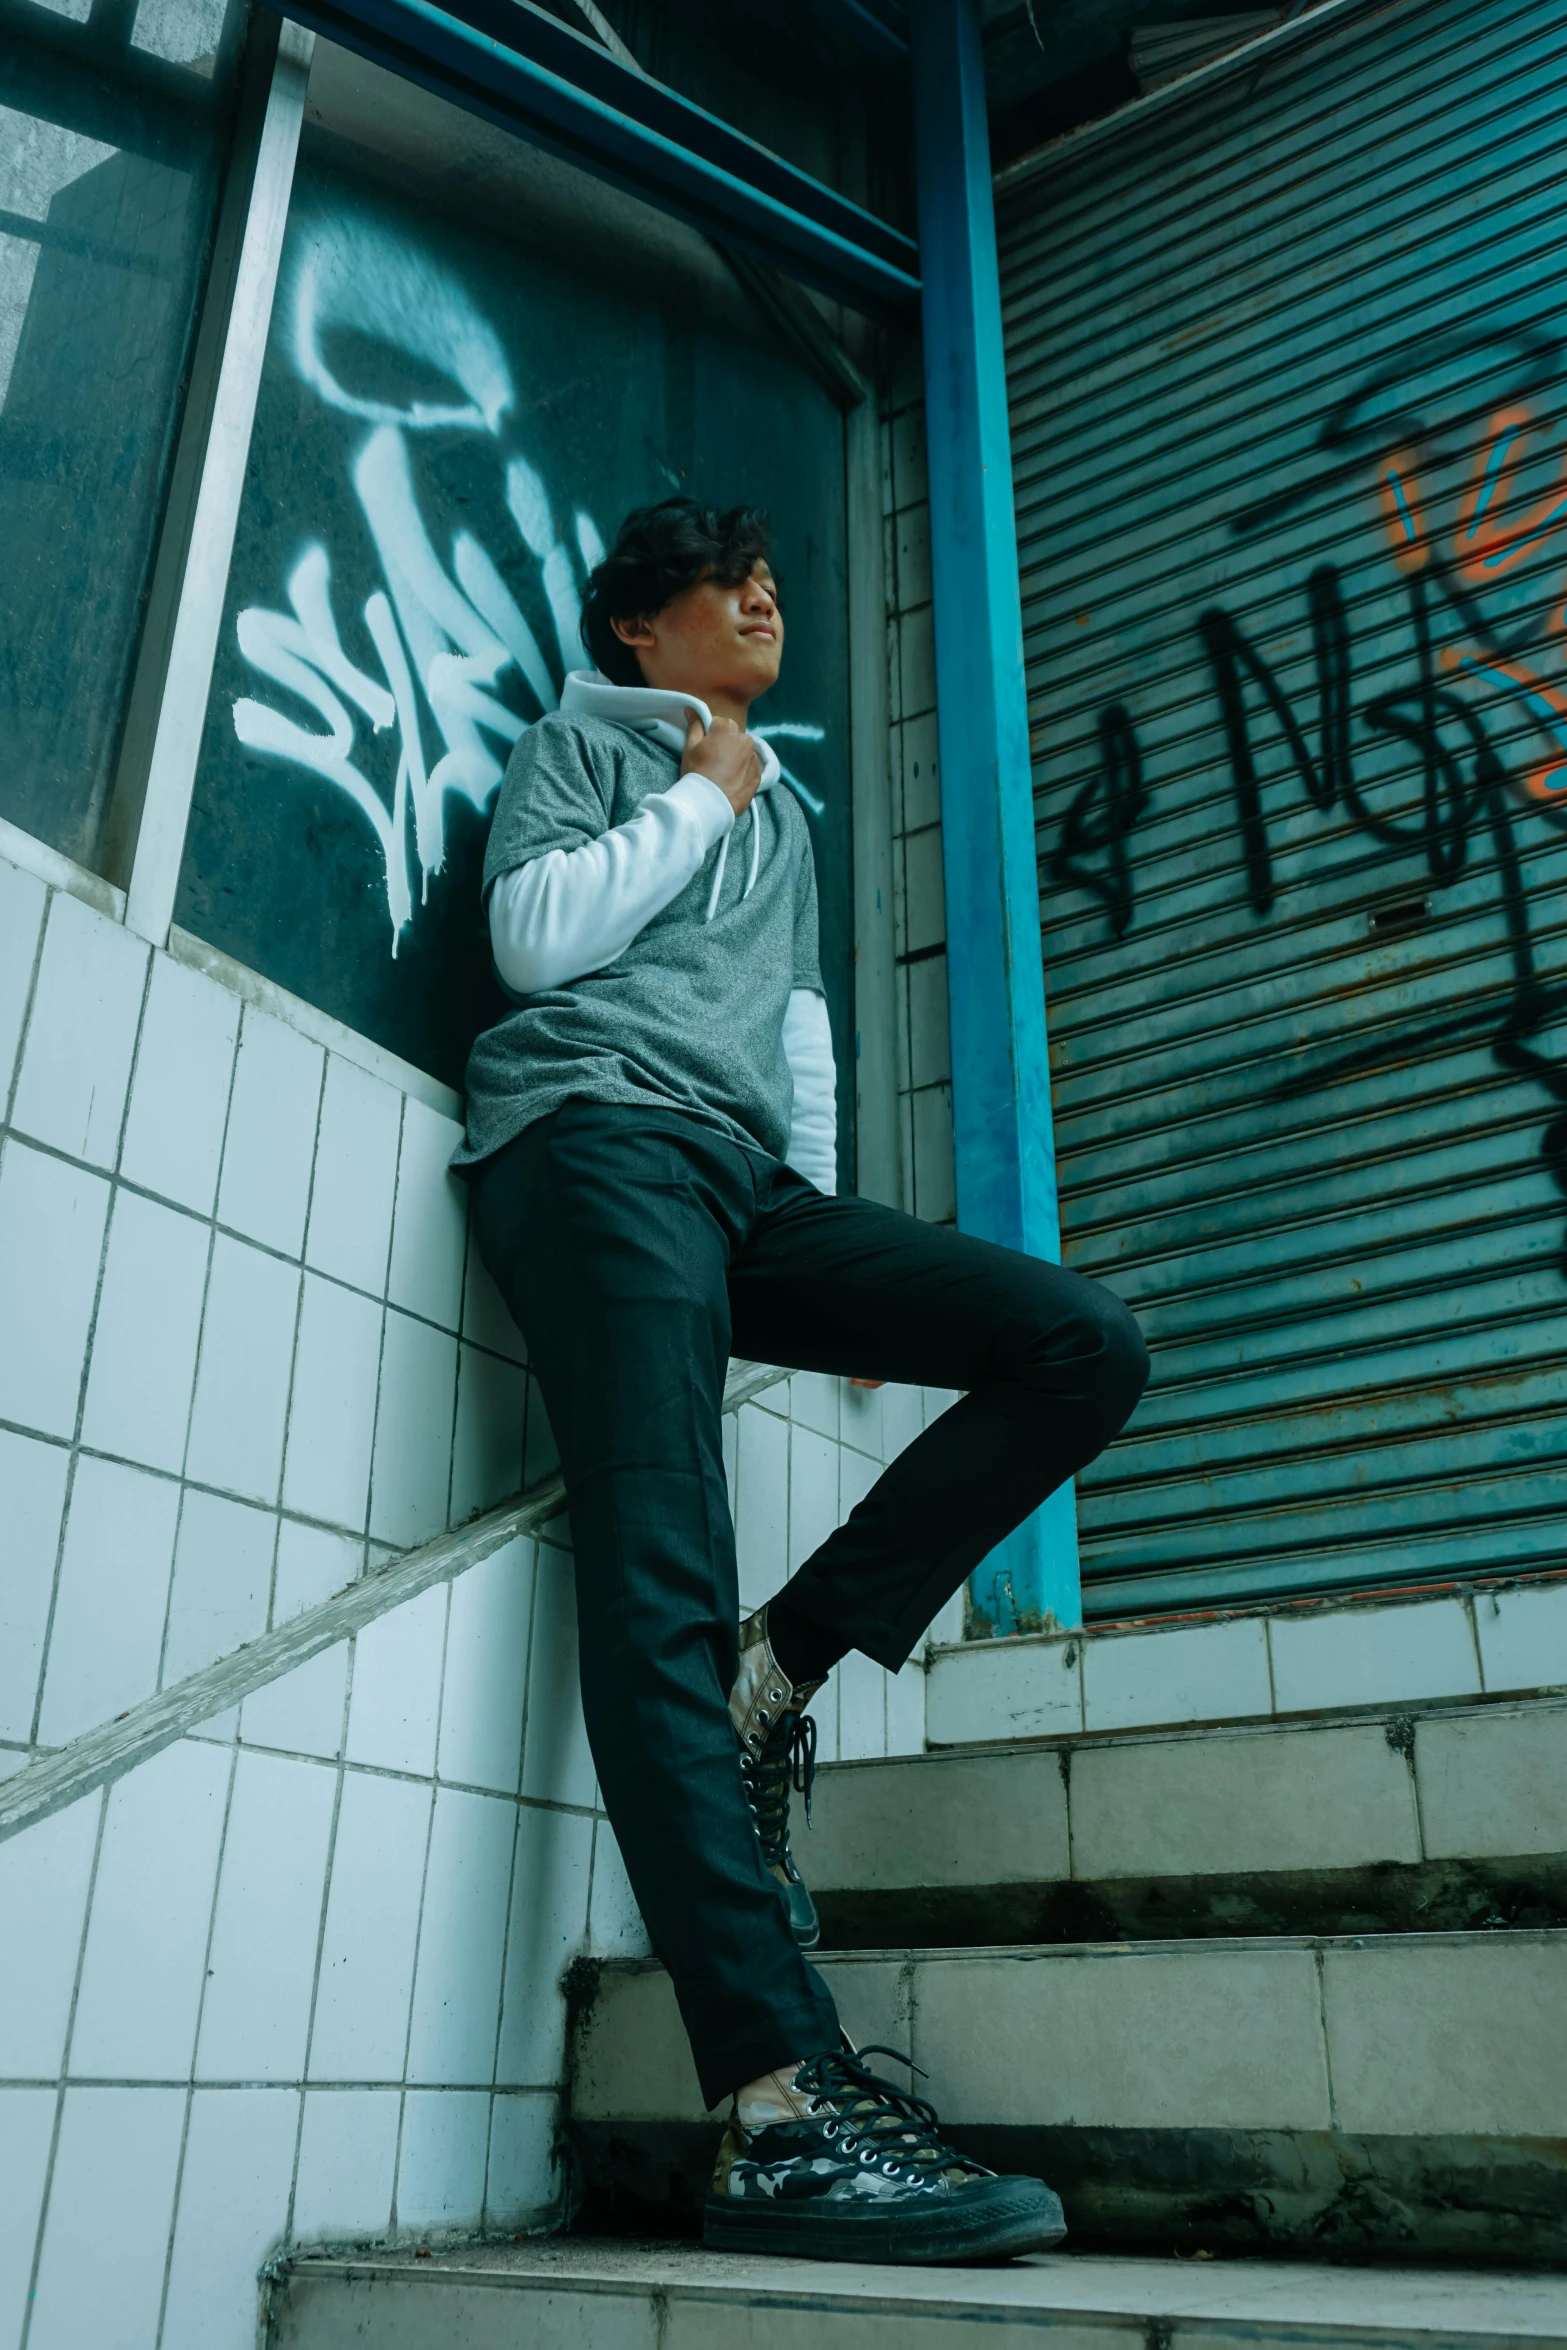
left=909, top=0, right=1080, bottom=1634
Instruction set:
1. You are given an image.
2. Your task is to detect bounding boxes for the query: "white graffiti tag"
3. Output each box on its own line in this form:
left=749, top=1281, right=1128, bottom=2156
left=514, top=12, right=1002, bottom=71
left=232, top=217, right=601, bottom=949
left=231, top=213, right=826, bottom=950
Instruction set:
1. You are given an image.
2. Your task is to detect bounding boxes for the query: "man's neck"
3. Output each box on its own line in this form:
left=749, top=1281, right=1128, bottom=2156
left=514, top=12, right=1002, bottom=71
left=673, top=684, right=750, bottom=730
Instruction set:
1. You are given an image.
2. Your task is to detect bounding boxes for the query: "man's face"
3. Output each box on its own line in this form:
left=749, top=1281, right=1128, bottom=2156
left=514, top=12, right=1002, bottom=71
left=615, top=560, right=784, bottom=706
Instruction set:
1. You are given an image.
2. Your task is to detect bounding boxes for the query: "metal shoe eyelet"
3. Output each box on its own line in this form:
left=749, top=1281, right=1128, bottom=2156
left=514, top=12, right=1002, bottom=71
left=882, top=2161, right=900, bottom=2176
left=768, top=1686, right=783, bottom=1702
left=756, top=1707, right=770, bottom=1724
left=858, top=2148, right=877, bottom=2165
left=821, top=2119, right=837, bottom=2137
left=746, top=1732, right=761, bottom=1747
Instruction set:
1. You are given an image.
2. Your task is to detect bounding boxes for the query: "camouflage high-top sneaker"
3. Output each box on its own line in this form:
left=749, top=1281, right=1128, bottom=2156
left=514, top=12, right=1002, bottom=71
left=728, top=1605, right=824, bottom=1950
left=704, top=2043, right=1067, bottom=2262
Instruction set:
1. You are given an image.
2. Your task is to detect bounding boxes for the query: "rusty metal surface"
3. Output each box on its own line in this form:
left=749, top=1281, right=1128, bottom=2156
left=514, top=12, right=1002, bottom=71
left=998, top=0, right=1567, bottom=1616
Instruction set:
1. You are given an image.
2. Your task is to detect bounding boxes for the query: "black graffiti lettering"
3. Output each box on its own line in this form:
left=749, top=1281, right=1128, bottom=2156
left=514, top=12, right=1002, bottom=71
left=1049, top=703, right=1148, bottom=939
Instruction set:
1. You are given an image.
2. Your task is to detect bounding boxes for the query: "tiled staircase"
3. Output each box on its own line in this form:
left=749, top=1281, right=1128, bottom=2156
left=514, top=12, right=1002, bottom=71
left=266, top=1687, right=1567, bottom=2344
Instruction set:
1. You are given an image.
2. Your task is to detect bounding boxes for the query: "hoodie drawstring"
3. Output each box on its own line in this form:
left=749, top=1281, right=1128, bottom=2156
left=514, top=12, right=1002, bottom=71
left=704, top=794, right=767, bottom=923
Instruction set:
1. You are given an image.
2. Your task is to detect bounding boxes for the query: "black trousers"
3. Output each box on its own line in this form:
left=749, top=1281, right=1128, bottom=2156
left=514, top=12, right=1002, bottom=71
left=471, top=1102, right=1148, bottom=2109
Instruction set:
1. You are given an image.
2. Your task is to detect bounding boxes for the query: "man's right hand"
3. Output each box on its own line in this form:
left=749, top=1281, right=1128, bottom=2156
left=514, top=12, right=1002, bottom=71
left=682, top=711, right=760, bottom=817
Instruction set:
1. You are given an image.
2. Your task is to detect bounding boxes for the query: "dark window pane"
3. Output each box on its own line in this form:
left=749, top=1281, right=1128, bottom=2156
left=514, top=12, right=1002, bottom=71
left=0, top=0, right=249, bottom=868
left=180, top=59, right=854, bottom=1150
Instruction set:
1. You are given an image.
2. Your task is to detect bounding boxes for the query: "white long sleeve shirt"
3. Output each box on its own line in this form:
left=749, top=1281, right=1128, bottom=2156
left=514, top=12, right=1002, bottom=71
left=487, top=676, right=837, bottom=1192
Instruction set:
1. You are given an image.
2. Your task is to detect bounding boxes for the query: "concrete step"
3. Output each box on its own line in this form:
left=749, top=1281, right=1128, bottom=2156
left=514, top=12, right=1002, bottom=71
left=568, top=1931, right=1567, bottom=2261
left=804, top=1695, right=1567, bottom=1948
left=266, top=2241, right=1567, bottom=2349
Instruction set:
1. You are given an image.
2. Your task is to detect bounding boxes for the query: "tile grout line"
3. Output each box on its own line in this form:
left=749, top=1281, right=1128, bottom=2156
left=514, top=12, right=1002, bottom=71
left=25, top=922, right=143, bottom=1750
left=152, top=1732, right=245, bottom=2349
left=16, top=1781, right=109, bottom=2350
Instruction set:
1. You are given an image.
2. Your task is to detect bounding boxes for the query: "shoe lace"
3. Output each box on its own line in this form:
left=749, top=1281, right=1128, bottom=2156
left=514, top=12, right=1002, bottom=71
left=790, top=2045, right=980, bottom=2182
left=741, top=1707, right=817, bottom=1869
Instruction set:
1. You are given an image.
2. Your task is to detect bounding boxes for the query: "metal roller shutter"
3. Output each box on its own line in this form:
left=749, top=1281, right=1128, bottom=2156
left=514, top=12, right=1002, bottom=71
left=997, top=0, right=1567, bottom=1618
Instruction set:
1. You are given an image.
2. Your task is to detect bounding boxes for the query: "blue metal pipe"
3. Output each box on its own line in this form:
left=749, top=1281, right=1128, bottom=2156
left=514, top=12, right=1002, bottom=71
left=910, top=0, right=1080, bottom=1633
left=278, top=0, right=920, bottom=312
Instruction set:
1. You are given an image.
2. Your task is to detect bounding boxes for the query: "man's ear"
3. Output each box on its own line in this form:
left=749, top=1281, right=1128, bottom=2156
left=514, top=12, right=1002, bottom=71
left=611, top=612, right=655, bottom=650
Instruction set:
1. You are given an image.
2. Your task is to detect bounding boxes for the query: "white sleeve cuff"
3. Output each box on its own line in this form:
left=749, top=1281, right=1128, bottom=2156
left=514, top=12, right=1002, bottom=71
left=782, top=986, right=837, bottom=1195
left=663, top=769, right=736, bottom=849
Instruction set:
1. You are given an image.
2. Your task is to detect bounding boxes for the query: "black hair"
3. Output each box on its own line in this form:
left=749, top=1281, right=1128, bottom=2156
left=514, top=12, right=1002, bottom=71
left=580, top=497, right=773, bottom=686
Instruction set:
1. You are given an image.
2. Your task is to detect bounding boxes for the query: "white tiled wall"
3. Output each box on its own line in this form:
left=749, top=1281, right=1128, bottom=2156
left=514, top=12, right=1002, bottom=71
left=926, top=1578, right=1567, bottom=1748
left=882, top=384, right=956, bottom=1232
left=0, top=852, right=958, bottom=2350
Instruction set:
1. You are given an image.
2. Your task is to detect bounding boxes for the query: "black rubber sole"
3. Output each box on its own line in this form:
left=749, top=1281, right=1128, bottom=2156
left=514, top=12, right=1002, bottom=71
left=702, top=2178, right=1067, bottom=2265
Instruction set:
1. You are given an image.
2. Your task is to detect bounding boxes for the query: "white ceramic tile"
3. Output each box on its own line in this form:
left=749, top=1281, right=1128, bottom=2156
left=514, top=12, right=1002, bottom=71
left=25, top=2086, right=184, bottom=2350
left=292, top=2088, right=400, bottom=2240
left=119, top=954, right=239, bottom=1216
left=396, top=2089, right=489, bottom=2230
left=1269, top=1597, right=1481, bottom=1716
left=10, top=891, right=146, bottom=1169
left=496, top=1804, right=593, bottom=2086
left=885, top=1659, right=926, bottom=1755
left=1476, top=1582, right=1567, bottom=1694
left=836, top=1648, right=887, bottom=1761
left=185, top=1235, right=299, bottom=1505
left=0, top=1796, right=98, bottom=2076
left=462, top=1225, right=527, bottom=1363
left=734, top=1402, right=788, bottom=1610
left=306, top=1056, right=401, bottom=1296
left=924, top=1636, right=1083, bottom=1746
left=309, top=1770, right=431, bottom=2083
left=450, top=1345, right=527, bottom=1525
left=407, top=1788, right=516, bottom=2086
left=891, top=401, right=928, bottom=513
left=0, top=1430, right=68, bottom=1740
left=921, top=1386, right=962, bottom=1427
left=790, top=1369, right=839, bottom=1442
left=197, top=1749, right=336, bottom=2082
left=345, top=1584, right=446, bottom=1777
left=721, top=1407, right=738, bottom=1501
left=901, top=823, right=945, bottom=957
left=897, top=601, right=937, bottom=724
left=0, top=857, right=46, bottom=1110
left=908, top=951, right=951, bottom=1090
left=753, top=1375, right=791, bottom=1419
left=37, top=1456, right=179, bottom=1745
left=217, top=1007, right=323, bottom=1257
left=439, top=1538, right=533, bottom=1794
left=1083, top=1616, right=1274, bottom=1734
left=839, top=1442, right=880, bottom=1521
left=880, top=1381, right=925, bottom=1463
left=900, top=710, right=941, bottom=837
left=893, top=496, right=932, bottom=608
left=387, top=1097, right=467, bottom=1331
left=911, top=1082, right=956, bottom=1223
left=788, top=1425, right=839, bottom=1573
left=487, top=2091, right=560, bottom=2227
left=283, top=1275, right=382, bottom=1532
left=188, top=1705, right=239, bottom=1745
left=0, top=1139, right=109, bottom=1440
left=79, top=1188, right=208, bottom=1475
left=369, top=1309, right=458, bottom=1547
left=161, top=2088, right=300, bottom=2350
left=520, top=1545, right=596, bottom=1810
left=162, top=1488, right=275, bottom=1686
left=242, top=1523, right=358, bottom=1758
left=70, top=1739, right=229, bottom=2079
left=0, top=2088, right=54, bottom=2350
left=1324, top=1938, right=1567, bottom=2138
left=840, top=1378, right=884, bottom=1461
left=925, top=1588, right=966, bottom=1651
left=586, top=1819, right=651, bottom=1960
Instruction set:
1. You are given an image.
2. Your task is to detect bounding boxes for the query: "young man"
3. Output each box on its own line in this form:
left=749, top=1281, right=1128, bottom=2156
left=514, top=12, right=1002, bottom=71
left=455, top=497, right=1148, bottom=2264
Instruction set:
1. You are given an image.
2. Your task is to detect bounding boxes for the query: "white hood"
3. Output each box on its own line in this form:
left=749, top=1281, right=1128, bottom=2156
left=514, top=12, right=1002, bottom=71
left=559, top=669, right=780, bottom=919
left=560, top=670, right=781, bottom=790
